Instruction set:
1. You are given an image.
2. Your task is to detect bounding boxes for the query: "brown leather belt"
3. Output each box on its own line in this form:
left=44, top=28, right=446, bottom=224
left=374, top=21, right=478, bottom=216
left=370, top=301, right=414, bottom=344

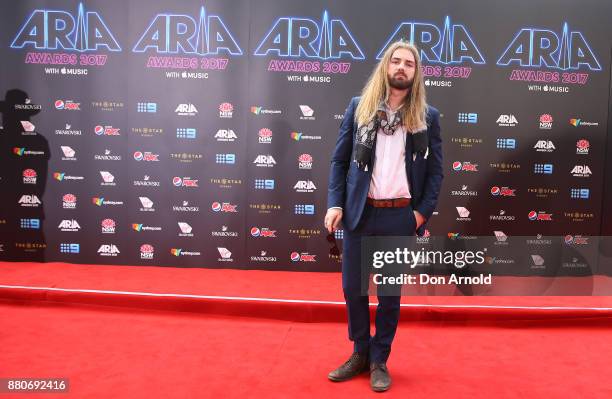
left=366, top=197, right=411, bottom=208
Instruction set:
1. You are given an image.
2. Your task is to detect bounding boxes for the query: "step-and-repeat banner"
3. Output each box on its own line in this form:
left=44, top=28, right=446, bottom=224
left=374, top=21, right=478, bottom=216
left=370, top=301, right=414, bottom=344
left=0, top=0, right=610, bottom=274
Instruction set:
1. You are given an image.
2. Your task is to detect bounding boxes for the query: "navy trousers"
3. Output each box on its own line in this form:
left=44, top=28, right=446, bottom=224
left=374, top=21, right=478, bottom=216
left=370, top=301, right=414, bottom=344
left=342, top=203, right=416, bottom=363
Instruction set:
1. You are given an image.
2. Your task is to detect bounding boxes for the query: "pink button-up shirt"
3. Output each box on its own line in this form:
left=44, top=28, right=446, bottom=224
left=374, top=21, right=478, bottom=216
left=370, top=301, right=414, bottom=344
left=367, top=107, right=411, bottom=200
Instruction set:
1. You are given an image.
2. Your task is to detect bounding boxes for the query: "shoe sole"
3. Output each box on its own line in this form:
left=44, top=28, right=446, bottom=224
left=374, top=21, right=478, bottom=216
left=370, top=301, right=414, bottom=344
left=372, top=384, right=391, bottom=392
left=327, top=366, right=369, bottom=382
left=328, top=375, right=351, bottom=382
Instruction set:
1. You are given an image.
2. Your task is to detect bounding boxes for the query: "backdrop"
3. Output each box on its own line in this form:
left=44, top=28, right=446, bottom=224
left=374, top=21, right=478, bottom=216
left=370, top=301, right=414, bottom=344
left=1, top=0, right=611, bottom=275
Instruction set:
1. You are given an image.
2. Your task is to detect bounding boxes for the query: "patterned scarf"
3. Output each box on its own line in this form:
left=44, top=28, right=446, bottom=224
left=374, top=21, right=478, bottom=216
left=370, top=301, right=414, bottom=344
left=353, top=103, right=430, bottom=171
left=353, top=103, right=403, bottom=171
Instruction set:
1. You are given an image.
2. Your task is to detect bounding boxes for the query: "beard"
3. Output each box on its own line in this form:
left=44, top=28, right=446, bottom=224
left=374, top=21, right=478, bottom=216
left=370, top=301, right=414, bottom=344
left=388, top=73, right=413, bottom=90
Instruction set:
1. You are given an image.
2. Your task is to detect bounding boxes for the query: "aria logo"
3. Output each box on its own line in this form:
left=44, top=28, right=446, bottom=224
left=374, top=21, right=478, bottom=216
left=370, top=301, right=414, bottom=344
left=254, top=11, right=364, bottom=60
left=98, top=244, right=120, bottom=256
left=58, top=219, right=81, bottom=232
left=294, top=180, right=317, bottom=193
left=215, top=129, right=237, bottom=141
left=496, top=114, right=518, bottom=127
left=497, top=23, right=601, bottom=71
left=534, top=140, right=555, bottom=152
left=377, top=16, right=485, bottom=64
left=254, top=155, right=276, bottom=167
left=11, top=3, right=121, bottom=52
left=133, top=5, right=242, bottom=55
left=175, top=103, right=198, bottom=116
left=571, top=165, right=591, bottom=177
left=18, top=195, right=42, bottom=207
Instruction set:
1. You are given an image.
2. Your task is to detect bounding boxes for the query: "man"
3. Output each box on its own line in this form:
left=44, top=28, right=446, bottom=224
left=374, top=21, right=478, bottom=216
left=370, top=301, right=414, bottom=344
left=325, top=41, right=443, bottom=392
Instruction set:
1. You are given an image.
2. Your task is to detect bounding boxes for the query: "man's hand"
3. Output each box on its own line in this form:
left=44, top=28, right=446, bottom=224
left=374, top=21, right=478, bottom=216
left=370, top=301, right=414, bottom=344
left=324, top=208, right=343, bottom=233
left=413, top=210, right=425, bottom=229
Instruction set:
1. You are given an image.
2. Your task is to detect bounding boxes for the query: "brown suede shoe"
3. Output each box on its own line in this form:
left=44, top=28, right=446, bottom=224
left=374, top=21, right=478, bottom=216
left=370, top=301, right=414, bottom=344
left=370, top=363, right=391, bottom=392
left=327, top=352, right=369, bottom=382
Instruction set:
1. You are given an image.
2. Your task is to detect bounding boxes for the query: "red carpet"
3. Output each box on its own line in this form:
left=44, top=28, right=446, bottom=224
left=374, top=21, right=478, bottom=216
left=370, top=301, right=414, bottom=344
left=1, top=301, right=611, bottom=398
left=2, top=261, right=612, bottom=303
left=1, top=261, right=612, bottom=397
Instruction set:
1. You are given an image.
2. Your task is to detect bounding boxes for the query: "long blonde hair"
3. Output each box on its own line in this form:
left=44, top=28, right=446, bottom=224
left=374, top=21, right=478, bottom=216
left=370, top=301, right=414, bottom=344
left=355, top=41, right=427, bottom=132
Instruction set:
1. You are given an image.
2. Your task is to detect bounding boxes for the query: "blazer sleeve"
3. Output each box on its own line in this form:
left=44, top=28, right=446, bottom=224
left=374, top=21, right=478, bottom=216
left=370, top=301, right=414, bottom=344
left=327, top=97, right=357, bottom=209
left=415, top=107, right=443, bottom=220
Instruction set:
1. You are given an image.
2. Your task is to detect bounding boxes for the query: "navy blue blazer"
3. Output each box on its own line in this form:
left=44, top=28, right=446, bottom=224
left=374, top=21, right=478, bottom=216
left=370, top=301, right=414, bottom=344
left=327, top=96, right=443, bottom=235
